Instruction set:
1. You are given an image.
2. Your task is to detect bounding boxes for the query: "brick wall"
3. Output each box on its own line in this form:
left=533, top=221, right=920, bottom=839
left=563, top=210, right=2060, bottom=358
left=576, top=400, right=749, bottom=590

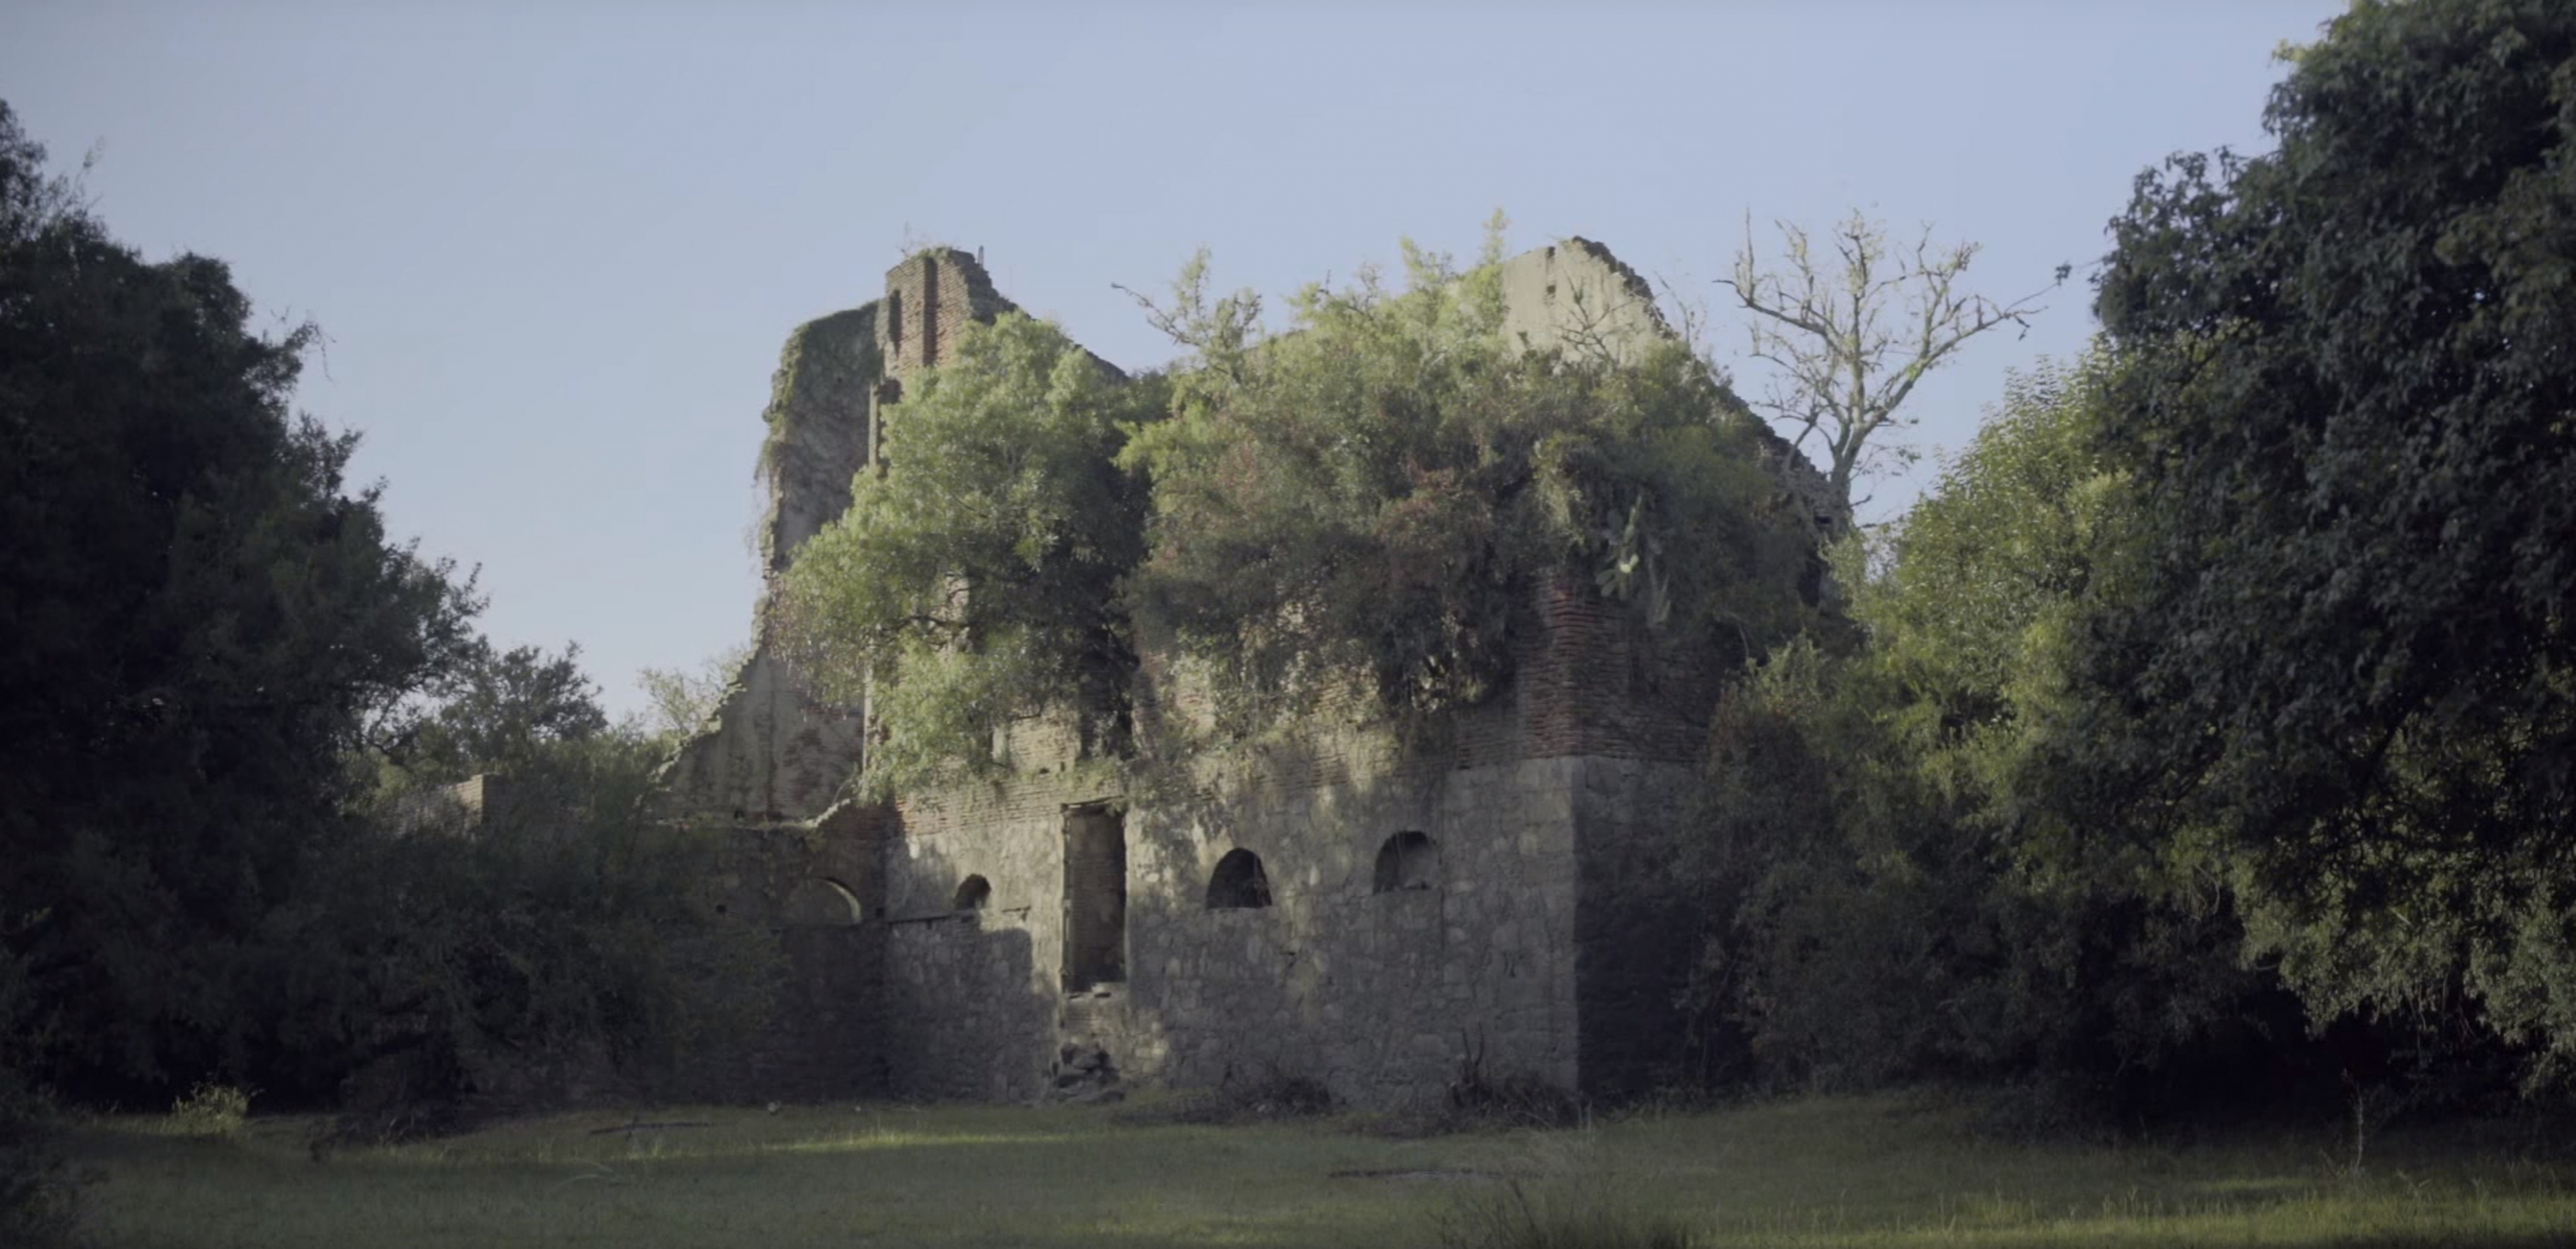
left=878, top=247, right=1023, bottom=381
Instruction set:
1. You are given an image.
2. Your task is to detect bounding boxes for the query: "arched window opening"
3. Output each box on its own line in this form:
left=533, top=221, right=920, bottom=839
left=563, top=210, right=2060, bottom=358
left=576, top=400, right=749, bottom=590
left=953, top=874, right=992, bottom=912
left=781, top=877, right=864, bottom=927
left=1373, top=832, right=1439, bottom=893
left=1206, top=849, right=1273, bottom=911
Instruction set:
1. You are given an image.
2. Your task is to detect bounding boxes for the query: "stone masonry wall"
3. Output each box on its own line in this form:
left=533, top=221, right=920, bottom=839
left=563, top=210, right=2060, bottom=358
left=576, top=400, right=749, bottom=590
left=1121, top=751, right=1583, bottom=1103
left=660, top=235, right=1813, bottom=1109
left=680, top=807, right=890, bottom=1104
left=657, top=650, right=865, bottom=823
left=863, top=718, right=1584, bottom=1106
left=1495, top=237, right=1670, bottom=367
left=873, top=768, right=1114, bottom=1102
left=861, top=566, right=1717, bottom=1106
left=659, top=303, right=881, bottom=824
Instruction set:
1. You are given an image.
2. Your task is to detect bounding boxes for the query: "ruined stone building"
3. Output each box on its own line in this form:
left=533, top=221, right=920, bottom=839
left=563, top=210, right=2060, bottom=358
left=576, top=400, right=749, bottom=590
left=654, top=241, right=1832, bottom=1107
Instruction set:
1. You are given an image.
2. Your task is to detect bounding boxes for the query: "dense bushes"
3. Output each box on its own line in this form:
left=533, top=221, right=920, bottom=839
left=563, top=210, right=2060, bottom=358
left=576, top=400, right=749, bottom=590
left=0, top=98, right=776, bottom=1130
left=1119, top=229, right=1814, bottom=734
left=262, top=729, right=779, bottom=1118
left=1685, top=0, right=2576, bottom=1116
left=0, top=99, right=481, bottom=1106
left=1675, top=359, right=2287, bottom=1117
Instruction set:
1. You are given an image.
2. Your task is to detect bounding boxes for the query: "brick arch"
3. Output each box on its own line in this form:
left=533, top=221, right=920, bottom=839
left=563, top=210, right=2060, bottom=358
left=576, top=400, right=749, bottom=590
left=781, top=876, right=863, bottom=926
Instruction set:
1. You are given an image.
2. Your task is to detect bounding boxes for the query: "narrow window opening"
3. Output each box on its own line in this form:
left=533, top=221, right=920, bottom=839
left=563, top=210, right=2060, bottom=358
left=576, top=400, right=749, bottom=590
left=1206, top=849, right=1273, bottom=910
left=953, top=874, right=991, bottom=912
left=1062, top=807, right=1127, bottom=991
left=1372, top=832, right=1439, bottom=893
left=920, top=255, right=940, bottom=366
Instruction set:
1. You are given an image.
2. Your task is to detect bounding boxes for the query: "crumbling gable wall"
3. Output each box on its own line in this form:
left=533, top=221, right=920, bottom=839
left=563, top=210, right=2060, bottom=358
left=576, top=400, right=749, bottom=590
left=659, top=308, right=881, bottom=824
left=1496, top=237, right=1672, bottom=366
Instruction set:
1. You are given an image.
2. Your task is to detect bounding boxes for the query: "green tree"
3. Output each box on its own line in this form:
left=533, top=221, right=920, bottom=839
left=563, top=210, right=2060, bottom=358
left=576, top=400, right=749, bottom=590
left=388, top=641, right=611, bottom=786
left=261, top=640, right=778, bottom=1115
left=1122, top=226, right=1817, bottom=734
left=0, top=101, right=480, bottom=1098
left=2080, top=0, right=2576, bottom=1073
left=772, top=311, right=1163, bottom=797
left=266, top=724, right=775, bottom=1116
left=1692, top=354, right=2281, bottom=1116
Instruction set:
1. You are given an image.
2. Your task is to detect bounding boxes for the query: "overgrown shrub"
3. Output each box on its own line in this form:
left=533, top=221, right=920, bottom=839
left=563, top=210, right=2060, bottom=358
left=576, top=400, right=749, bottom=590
left=252, top=729, right=781, bottom=1121
left=775, top=222, right=1825, bottom=796
left=0, top=931, right=84, bottom=1247
left=771, top=311, right=1164, bottom=799
left=166, top=1081, right=250, bottom=1138
left=1675, top=359, right=2294, bottom=1122
left=1122, top=223, right=1816, bottom=736
left=0, top=1073, right=84, bottom=1249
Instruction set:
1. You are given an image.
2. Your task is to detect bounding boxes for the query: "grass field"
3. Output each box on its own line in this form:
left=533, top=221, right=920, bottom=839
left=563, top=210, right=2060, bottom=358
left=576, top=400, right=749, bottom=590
left=58, top=1093, right=2576, bottom=1248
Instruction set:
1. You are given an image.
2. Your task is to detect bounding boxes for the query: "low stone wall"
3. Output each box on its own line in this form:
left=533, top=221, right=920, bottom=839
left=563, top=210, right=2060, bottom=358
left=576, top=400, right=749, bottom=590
left=878, top=914, right=1054, bottom=1102
left=678, top=923, right=887, bottom=1106
left=1115, top=754, right=1582, bottom=1105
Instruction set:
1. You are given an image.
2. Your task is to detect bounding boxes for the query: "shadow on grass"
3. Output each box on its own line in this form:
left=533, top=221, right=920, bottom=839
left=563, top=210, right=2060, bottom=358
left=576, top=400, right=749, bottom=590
left=2313, top=1238, right=2574, bottom=1249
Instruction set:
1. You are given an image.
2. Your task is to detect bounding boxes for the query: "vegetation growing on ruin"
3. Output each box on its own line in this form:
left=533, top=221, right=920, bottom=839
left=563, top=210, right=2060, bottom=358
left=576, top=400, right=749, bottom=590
left=774, top=218, right=1822, bottom=797
left=28, top=13, right=2576, bottom=1246
left=1121, top=219, right=1818, bottom=734
left=770, top=312, right=1166, bottom=798
left=755, top=306, right=880, bottom=569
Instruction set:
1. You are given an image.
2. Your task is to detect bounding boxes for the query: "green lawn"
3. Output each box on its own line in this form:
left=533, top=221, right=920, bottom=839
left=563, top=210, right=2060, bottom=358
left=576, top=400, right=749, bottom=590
left=61, top=1093, right=2576, bottom=1248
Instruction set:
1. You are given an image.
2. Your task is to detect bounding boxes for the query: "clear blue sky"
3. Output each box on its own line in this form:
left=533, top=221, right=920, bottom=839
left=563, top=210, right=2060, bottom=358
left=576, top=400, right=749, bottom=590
left=2, top=1, right=2344, bottom=719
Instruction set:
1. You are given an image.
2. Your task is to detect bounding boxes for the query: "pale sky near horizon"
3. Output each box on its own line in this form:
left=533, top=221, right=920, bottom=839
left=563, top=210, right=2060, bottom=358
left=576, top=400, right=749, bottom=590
left=3, top=2, right=2346, bottom=720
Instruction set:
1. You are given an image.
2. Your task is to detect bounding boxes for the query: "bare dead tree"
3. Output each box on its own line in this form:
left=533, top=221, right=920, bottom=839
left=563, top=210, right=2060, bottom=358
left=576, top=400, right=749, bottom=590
left=1718, top=210, right=2067, bottom=527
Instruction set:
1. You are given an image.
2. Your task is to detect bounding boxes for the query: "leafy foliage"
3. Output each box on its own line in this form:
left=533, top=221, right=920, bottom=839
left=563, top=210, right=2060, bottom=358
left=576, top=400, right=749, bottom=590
left=386, top=642, right=610, bottom=786
left=773, top=311, right=1163, bottom=797
left=1686, top=355, right=2287, bottom=1118
left=0, top=99, right=481, bottom=1099
left=2076, top=0, right=2576, bottom=1076
left=778, top=223, right=1822, bottom=790
left=1681, top=2, right=2576, bottom=1118
left=269, top=726, right=778, bottom=1116
left=0, top=99, right=765, bottom=1129
left=1122, top=224, right=1817, bottom=734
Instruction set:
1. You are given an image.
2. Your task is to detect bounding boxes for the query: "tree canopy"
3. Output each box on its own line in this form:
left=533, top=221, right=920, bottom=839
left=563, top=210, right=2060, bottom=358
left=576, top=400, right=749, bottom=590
left=0, top=101, right=481, bottom=1094
left=1123, top=229, right=1819, bottom=735
left=772, top=311, right=1163, bottom=796
left=1720, top=210, right=2060, bottom=525
left=2075, top=0, right=2576, bottom=1067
